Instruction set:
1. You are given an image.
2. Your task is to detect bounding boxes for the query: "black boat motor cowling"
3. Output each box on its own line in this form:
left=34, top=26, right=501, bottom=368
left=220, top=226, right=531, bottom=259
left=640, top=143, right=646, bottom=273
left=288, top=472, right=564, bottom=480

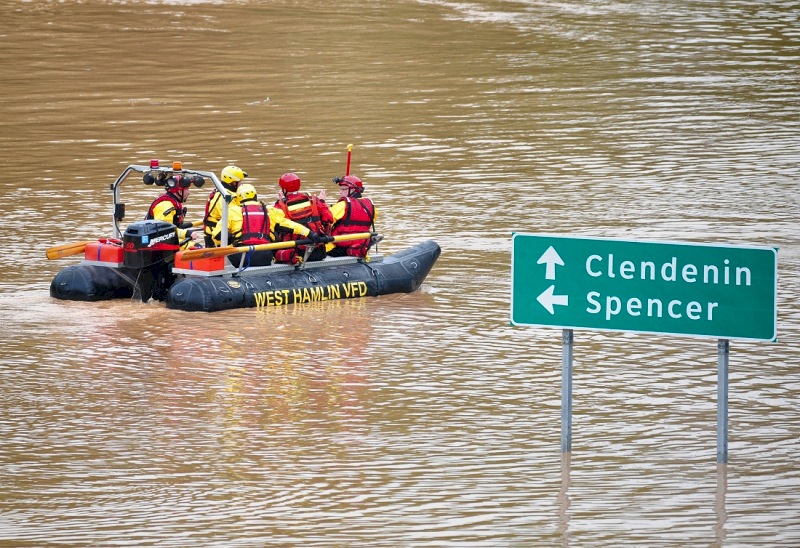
left=122, top=220, right=179, bottom=301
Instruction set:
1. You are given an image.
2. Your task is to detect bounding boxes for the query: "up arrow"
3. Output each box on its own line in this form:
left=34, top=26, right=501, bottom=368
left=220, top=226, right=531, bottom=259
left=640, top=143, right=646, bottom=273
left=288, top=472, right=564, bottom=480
left=537, top=246, right=564, bottom=280
left=537, top=285, right=569, bottom=315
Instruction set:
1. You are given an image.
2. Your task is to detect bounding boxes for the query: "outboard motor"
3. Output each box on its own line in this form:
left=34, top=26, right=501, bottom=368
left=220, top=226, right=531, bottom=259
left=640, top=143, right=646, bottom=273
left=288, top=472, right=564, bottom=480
left=123, top=220, right=180, bottom=301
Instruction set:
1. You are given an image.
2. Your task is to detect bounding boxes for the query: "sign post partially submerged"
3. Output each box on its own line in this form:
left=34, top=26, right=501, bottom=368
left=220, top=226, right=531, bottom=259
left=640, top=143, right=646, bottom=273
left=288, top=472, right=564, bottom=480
left=511, top=233, right=778, bottom=462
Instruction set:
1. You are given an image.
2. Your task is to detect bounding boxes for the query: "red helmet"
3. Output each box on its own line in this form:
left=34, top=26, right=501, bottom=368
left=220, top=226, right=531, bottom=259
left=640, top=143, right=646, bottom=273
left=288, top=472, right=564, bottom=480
left=279, top=173, right=302, bottom=192
left=339, top=175, right=363, bottom=193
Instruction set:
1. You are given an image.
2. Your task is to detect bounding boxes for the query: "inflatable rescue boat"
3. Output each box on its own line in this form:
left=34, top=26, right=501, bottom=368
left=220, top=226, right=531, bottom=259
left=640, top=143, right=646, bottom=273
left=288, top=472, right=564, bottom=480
left=48, top=161, right=440, bottom=312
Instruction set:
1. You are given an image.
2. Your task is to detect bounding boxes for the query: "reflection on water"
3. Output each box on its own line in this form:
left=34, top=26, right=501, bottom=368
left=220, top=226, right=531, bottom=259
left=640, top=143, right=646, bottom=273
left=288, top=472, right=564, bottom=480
left=558, top=452, right=572, bottom=543
left=716, top=463, right=728, bottom=545
left=1, top=0, right=799, bottom=545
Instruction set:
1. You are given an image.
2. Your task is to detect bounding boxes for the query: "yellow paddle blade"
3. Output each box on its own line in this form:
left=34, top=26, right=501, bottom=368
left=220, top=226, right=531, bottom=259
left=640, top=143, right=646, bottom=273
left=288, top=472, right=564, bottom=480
left=46, top=241, right=94, bottom=260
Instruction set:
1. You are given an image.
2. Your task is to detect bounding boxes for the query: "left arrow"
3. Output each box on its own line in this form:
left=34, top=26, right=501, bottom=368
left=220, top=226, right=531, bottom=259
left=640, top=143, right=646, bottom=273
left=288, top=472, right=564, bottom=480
left=537, top=246, right=564, bottom=280
left=537, top=285, right=569, bottom=314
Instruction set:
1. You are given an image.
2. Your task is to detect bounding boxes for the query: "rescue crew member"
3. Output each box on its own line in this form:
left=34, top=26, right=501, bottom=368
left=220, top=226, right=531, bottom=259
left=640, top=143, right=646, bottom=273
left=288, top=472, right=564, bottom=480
left=273, top=172, right=334, bottom=264
left=216, top=183, right=321, bottom=267
left=326, top=174, right=377, bottom=258
left=204, top=165, right=247, bottom=248
left=145, top=174, right=201, bottom=250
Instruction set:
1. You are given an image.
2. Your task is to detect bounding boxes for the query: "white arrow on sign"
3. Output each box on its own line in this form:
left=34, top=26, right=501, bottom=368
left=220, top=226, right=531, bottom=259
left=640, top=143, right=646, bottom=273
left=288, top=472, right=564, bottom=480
left=537, top=246, right=564, bottom=280
left=537, top=285, right=569, bottom=314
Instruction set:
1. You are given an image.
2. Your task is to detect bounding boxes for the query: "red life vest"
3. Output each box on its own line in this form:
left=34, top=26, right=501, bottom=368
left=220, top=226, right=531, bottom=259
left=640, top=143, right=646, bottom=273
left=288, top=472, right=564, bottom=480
left=274, top=192, right=330, bottom=241
left=146, top=194, right=185, bottom=226
left=240, top=202, right=270, bottom=245
left=331, top=197, right=375, bottom=257
left=332, top=197, right=375, bottom=239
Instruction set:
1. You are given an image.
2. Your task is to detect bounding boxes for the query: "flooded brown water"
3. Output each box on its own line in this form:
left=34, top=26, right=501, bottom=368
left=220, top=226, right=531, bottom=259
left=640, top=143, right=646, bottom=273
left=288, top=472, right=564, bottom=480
left=1, top=0, right=799, bottom=545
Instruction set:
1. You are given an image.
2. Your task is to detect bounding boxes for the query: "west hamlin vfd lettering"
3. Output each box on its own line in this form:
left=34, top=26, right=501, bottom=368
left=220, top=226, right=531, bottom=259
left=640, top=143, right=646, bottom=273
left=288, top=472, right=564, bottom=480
left=584, top=254, right=752, bottom=322
left=254, top=281, right=368, bottom=307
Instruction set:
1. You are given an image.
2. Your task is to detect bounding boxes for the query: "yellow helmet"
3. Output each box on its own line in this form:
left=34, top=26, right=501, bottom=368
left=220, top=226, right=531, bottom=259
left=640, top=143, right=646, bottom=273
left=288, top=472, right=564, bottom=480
left=221, top=165, right=247, bottom=185
left=237, top=183, right=258, bottom=203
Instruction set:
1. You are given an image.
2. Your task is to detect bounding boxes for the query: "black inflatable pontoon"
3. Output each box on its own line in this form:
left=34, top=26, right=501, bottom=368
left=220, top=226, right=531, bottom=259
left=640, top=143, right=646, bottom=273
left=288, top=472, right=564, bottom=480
left=166, top=239, right=440, bottom=312
left=50, top=238, right=440, bottom=312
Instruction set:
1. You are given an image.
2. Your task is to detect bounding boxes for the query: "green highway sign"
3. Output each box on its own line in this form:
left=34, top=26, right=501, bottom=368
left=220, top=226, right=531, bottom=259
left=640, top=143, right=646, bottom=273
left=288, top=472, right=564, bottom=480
left=511, top=234, right=777, bottom=341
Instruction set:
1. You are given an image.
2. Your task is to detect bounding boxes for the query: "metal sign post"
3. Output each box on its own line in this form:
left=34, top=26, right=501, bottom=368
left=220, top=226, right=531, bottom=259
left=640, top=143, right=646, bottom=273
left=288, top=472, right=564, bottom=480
left=561, top=329, right=573, bottom=453
left=717, top=339, right=729, bottom=463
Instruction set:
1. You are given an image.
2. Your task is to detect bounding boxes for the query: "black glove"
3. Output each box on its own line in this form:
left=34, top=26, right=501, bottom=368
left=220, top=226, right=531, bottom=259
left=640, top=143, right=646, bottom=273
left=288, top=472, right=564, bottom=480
left=307, top=231, right=321, bottom=244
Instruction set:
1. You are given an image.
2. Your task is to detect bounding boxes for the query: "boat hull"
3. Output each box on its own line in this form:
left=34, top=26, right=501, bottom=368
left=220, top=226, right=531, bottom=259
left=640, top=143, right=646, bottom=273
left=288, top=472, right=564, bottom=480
left=167, top=239, right=441, bottom=312
left=49, top=240, right=441, bottom=312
